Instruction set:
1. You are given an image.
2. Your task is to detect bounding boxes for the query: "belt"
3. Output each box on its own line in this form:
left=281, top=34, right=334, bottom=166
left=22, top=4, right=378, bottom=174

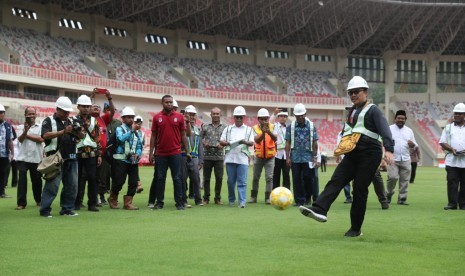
left=78, top=151, right=97, bottom=159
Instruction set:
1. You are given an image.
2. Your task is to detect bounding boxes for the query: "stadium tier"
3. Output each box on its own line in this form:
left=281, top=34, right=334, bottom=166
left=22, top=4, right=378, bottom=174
left=0, top=24, right=342, bottom=97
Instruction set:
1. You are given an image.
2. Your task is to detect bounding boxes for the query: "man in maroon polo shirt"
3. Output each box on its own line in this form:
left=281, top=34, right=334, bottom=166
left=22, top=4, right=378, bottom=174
left=149, top=95, right=191, bottom=210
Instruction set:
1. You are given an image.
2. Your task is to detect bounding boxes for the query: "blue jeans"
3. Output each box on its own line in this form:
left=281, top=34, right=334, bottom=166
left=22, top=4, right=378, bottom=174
left=155, top=154, right=183, bottom=207
left=40, top=159, right=78, bottom=214
left=226, top=163, right=248, bottom=205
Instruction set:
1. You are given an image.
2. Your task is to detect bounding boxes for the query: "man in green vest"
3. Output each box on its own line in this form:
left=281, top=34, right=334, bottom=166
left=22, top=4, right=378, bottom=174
left=181, top=105, right=204, bottom=206
left=74, top=95, right=102, bottom=212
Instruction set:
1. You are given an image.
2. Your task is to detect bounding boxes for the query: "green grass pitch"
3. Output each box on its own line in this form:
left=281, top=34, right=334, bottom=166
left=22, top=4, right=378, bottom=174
left=1, top=166, right=464, bottom=275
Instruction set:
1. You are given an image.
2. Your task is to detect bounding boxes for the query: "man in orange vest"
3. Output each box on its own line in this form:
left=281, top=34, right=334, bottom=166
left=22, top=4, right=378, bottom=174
left=249, top=108, right=278, bottom=204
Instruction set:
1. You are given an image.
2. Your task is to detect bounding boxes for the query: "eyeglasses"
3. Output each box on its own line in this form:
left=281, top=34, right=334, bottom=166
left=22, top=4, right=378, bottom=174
left=347, top=89, right=365, bottom=96
left=234, top=116, right=244, bottom=119
left=454, top=112, right=465, bottom=115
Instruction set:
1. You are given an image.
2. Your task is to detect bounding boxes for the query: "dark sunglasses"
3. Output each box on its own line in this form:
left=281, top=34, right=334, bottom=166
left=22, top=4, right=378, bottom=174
left=347, top=89, right=365, bottom=96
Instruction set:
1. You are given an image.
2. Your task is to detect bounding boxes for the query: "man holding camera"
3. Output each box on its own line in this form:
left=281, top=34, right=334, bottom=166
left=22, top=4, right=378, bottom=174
left=249, top=108, right=278, bottom=204
left=15, top=107, right=44, bottom=210
left=108, top=107, right=143, bottom=210
left=40, top=97, right=85, bottom=217
left=74, top=95, right=102, bottom=212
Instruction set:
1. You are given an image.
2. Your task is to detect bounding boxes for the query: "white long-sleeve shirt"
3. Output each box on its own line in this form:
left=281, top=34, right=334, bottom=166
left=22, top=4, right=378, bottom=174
left=389, top=124, right=417, bottom=162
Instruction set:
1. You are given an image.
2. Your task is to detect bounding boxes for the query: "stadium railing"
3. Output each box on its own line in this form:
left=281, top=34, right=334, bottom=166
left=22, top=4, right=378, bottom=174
left=0, top=63, right=349, bottom=106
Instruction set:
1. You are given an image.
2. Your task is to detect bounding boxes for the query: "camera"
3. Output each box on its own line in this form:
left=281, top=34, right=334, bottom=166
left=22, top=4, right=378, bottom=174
left=93, top=88, right=108, bottom=94
left=69, top=118, right=83, bottom=132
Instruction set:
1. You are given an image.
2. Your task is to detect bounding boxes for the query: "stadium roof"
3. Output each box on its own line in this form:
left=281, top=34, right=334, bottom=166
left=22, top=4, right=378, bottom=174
left=31, top=0, right=465, bottom=56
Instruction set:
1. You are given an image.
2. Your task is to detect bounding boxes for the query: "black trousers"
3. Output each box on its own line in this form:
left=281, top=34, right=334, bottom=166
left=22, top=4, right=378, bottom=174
left=111, top=159, right=139, bottom=197
left=203, top=159, right=224, bottom=201
left=97, top=157, right=111, bottom=194
left=313, top=146, right=382, bottom=232
left=9, top=159, right=18, bottom=186
left=16, top=161, right=43, bottom=207
left=372, top=169, right=388, bottom=203
left=410, top=162, right=418, bottom=183
left=148, top=166, right=158, bottom=204
left=76, top=157, right=98, bottom=207
left=272, top=157, right=290, bottom=190
left=0, top=157, right=9, bottom=195
left=445, top=166, right=465, bottom=208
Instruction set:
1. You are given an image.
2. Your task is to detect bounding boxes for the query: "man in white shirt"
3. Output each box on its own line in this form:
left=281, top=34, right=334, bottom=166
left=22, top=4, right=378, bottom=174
left=439, top=103, right=465, bottom=210
left=271, top=108, right=291, bottom=190
left=387, top=110, right=417, bottom=205
left=219, top=106, right=254, bottom=208
left=16, top=107, right=44, bottom=210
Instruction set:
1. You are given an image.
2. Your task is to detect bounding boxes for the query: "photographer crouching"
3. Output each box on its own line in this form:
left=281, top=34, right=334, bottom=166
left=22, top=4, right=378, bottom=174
left=73, top=95, right=102, bottom=212
left=39, top=97, right=85, bottom=217
left=107, top=107, right=143, bottom=210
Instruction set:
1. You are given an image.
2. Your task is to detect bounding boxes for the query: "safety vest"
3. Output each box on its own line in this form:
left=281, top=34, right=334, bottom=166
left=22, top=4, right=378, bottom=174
left=224, top=125, right=252, bottom=157
left=276, top=124, right=286, bottom=150
left=253, top=124, right=276, bottom=159
left=290, top=119, right=314, bottom=150
left=182, top=125, right=201, bottom=157
left=113, top=125, right=140, bottom=160
left=342, top=104, right=381, bottom=141
left=44, top=115, right=58, bottom=153
left=76, top=116, right=97, bottom=149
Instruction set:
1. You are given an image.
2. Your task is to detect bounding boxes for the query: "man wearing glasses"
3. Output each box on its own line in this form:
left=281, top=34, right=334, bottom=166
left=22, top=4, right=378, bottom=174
left=299, top=76, right=394, bottom=238
left=220, top=106, right=254, bottom=208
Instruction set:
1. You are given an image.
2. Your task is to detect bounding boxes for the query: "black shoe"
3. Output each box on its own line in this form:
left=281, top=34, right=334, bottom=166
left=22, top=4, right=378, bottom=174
left=176, top=205, right=184, bottom=210
left=397, top=201, right=409, bottom=206
left=154, top=204, right=163, bottom=210
left=40, top=212, right=52, bottom=218
left=299, top=206, right=327, bottom=222
left=60, top=210, right=78, bottom=216
left=344, top=228, right=363, bottom=237
left=444, top=205, right=457, bottom=210
left=344, top=198, right=353, bottom=204
left=88, top=206, right=100, bottom=212
left=381, top=202, right=390, bottom=210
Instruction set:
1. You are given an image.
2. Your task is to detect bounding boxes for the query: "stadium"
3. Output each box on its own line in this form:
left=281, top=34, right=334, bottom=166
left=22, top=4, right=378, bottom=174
left=1, top=0, right=465, bottom=275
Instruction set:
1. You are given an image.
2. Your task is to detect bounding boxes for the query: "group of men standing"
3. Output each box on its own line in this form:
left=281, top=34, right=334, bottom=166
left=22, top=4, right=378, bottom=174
left=1, top=84, right=465, bottom=224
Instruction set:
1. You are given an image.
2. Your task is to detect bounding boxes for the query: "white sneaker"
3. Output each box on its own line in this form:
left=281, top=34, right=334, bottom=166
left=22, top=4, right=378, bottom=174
left=299, top=206, right=327, bottom=222
left=148, top=203, right=155, bottom=209
left=238, top=203, right=246, bottom=208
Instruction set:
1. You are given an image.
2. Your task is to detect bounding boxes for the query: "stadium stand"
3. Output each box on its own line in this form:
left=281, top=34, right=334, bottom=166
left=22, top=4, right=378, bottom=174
left=0, top=25, right=100, bottom=77
left=260, top=66, right=337, bottom=97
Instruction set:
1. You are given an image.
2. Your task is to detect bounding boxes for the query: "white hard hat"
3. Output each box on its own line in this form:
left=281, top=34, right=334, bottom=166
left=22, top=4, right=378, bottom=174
left=135, top=115, right=143, bottom=123
left=0, top=104, right=5, bottom=112
left=55, top=96, right=74, bottom=112
left=76, top=95, right=92, bottom=106
left=185, top=105, right=197, bottom=114
left=257, top=108, right=270, bottom=117
left=293, top=103, right=306, bottom=116
left=173, top=99, right=179, bottom=108
left=347, top=76, right=369, bottom=91
left=277, top=111, right=289, bottom=117
left=233, top=106, right=246, bottom=116
left=453, top=103, right=465, bottom=113
left=121, top=107, right=135, bottom=117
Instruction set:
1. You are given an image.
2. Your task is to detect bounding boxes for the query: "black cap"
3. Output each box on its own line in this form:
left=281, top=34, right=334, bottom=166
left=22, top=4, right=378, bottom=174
left=395, top=110, right=406, bottom=118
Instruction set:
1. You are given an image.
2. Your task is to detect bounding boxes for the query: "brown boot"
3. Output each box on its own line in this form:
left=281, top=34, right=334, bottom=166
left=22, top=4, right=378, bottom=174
left=123, top=195, right=139, bottom=210
left=108, top=192, right=119, bottom=209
